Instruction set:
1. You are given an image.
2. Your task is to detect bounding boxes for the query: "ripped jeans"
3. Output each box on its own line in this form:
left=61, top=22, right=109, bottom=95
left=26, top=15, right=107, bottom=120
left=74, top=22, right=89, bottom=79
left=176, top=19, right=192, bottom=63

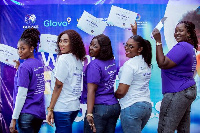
left=158, top=85, right=197, bottom=133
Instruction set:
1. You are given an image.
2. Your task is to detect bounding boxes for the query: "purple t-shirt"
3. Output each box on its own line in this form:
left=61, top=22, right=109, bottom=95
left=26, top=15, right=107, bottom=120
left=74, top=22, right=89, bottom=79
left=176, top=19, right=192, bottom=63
left=161, top=42, right=196, bottom=94
left=13, top=58, right=45, bottom=119
left=81, top=59, right=118, bottom=105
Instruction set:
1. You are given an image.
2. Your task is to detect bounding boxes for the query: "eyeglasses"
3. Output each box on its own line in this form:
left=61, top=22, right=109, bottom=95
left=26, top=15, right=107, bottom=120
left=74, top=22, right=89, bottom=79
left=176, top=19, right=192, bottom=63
left=123, top=43, right=134, bottom=49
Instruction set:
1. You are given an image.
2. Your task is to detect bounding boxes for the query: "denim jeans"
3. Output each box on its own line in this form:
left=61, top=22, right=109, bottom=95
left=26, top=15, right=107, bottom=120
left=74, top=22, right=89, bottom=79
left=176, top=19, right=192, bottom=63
left=54, top=110, right=79, bottom=133
left=16, top=113, right=43, bottom=133
left=120, top=101, right=152, bottom=133
left=84, top=103, right=120, bottom=133
left=158, top=85, right=197, bottom=133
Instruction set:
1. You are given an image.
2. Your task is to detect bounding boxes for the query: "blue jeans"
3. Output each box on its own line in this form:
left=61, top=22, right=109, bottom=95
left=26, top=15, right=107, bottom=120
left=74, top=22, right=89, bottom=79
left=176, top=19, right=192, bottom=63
left=120, top=101, right=152, bottom=133
left=84, top=103, right=120, bottom=133
left=54, top=110, right=79, bottom=133
left=158, top=85, right=197, bottom=133
left=16, top=113, right=43, bottom=133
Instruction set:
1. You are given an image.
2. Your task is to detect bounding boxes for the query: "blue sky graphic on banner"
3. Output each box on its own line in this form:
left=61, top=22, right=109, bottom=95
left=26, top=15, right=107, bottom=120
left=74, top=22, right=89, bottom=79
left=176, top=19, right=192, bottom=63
left=0, top=0, right=200, bottom=133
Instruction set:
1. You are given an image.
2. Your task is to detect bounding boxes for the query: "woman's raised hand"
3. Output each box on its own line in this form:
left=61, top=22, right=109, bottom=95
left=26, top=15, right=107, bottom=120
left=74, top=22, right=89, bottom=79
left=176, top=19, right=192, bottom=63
left=152, top=28, right=161, bottom=42
left=131, top=21, right=137, bottom=36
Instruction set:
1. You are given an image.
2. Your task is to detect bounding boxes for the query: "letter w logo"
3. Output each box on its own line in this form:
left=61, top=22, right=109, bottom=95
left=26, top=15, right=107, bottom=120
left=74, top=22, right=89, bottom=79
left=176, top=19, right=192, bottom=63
left=41, top=52, right=56, bottom=66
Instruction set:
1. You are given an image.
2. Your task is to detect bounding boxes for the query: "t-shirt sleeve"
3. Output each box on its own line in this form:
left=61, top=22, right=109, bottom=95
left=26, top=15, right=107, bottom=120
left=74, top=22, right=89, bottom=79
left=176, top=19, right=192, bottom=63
left=17, top=66, right=30, bottom=88
left=119, top=63, right=134, bottom=85
left=87, top=62, right=101, bottom=84
left=166, top=43, right=187, bottom=65
left=54, top=56, right=69, bottom=83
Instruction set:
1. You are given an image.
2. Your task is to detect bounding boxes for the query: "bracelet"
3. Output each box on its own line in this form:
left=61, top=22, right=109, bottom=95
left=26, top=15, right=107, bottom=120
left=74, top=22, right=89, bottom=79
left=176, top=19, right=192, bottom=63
left=86, top=113, right=94, bottom=118
left=47, top=107, right=53, bottom=112
left=156, top=42, right=162, bottom=46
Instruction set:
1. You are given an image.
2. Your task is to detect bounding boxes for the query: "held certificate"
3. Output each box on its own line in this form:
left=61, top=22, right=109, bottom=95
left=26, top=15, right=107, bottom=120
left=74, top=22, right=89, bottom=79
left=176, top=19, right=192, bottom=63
left=0, top=44, right=18, bottom=66
left=107, top=5, right=137, bottom=29
left=77, top=11, right=107, bottom=36
left=39, top=34, right=58, bottom=54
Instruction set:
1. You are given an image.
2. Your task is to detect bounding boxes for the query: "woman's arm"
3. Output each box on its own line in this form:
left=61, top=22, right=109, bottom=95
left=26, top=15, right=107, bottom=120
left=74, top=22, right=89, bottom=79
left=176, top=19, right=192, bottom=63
left=87, top=83, right=97, bottom=114
left=86, top=83, right=97, bottom=132
left=152, top=28, right=176, bottom=69
left=46, top=78, right=63, bottom=127
left=9, top=87, right=28, bottom=133
left=115, top=83, right=130, bottom=99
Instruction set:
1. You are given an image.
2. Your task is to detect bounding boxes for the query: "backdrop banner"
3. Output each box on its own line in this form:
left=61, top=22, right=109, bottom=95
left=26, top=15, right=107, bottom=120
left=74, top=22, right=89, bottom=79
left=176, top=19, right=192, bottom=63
left=0, top=0, right=200, bottom=132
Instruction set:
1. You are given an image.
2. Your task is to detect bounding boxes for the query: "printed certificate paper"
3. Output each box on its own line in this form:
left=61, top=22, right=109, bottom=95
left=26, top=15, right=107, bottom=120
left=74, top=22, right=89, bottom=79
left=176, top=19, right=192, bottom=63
left=0, top=44, right=18, bottom=66
left=107, top=5, right=137, bottom=29
left=77, top=11, right=107, bottom=36
left=151, top=17, right=167, bottom=39
left=39, top=34, right=58, bottom=54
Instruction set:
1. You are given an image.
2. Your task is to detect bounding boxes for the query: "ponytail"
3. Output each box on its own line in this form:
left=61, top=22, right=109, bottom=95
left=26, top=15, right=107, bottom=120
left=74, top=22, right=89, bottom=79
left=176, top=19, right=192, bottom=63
left=142, top=40, right=152, bottom=67
left=130, top=35, right=152, bottom=67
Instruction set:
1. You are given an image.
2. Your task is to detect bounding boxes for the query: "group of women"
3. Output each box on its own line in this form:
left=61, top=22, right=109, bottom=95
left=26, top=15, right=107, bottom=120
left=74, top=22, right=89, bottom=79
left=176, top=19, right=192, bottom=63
left=9, top=20, right=198, bottom=133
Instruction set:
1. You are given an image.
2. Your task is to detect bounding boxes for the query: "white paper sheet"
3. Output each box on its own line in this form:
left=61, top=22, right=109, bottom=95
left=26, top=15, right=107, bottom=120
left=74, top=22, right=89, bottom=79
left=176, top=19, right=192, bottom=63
left=107, top=5, right=137, bottom=29
left=39, top=34, right=58, bottom=54
left=77, top=11, right=107, bottom=36
left=0, top=44, right=19, bottom=66
left=151, top=17, right=167, bottom=39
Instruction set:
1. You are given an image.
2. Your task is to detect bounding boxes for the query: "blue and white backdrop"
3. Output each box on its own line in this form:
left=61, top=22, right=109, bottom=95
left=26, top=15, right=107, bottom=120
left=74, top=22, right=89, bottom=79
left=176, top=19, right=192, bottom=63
left=0, top=0, right=200, bottom=132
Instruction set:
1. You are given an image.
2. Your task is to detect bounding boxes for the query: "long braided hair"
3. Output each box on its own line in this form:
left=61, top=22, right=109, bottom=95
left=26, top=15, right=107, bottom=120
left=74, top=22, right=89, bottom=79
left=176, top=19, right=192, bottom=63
left=178, top=21, right=198, bottom=50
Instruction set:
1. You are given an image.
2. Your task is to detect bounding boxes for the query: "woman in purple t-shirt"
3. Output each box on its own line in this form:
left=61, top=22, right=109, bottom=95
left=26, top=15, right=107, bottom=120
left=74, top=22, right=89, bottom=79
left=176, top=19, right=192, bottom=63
left=9, top=28, right=45, bottom=133
left=152, top=21, right=198, bottom=133
left=82, top=34, right=120, bottom=133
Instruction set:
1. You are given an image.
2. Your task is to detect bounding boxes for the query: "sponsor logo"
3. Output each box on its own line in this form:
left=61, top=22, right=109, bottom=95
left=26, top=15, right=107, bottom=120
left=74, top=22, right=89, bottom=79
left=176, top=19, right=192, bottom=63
left=136, top=13, right=141, bottom=20
left=43, top=17, right=71, bottom=27
left=23, top=14, right=39, bottom=29
left=44, top=19, right=71, bottom=27
left=25, top=14, right=36, bottom=25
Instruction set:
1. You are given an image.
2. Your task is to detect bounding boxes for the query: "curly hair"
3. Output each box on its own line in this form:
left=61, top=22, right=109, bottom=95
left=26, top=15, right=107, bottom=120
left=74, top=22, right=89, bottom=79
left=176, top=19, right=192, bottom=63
left=130, top=35, right=152, bottom=67
left=178, top=21, right=198, bottom=50
left=92, top=34, right=114, bottom=61
left=19, top=28, right=40, bottom=52
left=57, top=30, right=86, bottom=61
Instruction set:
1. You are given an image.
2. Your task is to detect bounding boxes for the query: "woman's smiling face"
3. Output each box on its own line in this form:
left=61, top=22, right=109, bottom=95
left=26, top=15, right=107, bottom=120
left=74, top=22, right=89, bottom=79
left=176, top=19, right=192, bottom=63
left=58, top=33, right=71, bottom=54
left=174, top=23, right=190, bottom=43
left=124, top=38, right=143, bottom=58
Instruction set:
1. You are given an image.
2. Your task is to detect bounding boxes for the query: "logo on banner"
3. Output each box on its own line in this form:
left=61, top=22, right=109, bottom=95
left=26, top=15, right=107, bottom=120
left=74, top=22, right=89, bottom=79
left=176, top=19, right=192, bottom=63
left=23, top=14, right=39, bottom=29
left=44, top=17, right=71, bottom=27
left=25, top=14, right=36, bottom=25
left=136, top=13, right=141, bottom=20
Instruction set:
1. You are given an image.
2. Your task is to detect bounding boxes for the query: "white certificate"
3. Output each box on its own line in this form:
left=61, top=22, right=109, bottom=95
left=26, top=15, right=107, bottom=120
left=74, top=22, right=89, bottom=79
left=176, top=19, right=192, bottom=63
left=107, top=5, right=137, bottom=29
left=39, top=34, right=58, bottom=54
left=0, top=44, right=18, bottom=66
left=77, top=11, right=107, bottom=36
left=151, top=17, right=167, bottom=39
